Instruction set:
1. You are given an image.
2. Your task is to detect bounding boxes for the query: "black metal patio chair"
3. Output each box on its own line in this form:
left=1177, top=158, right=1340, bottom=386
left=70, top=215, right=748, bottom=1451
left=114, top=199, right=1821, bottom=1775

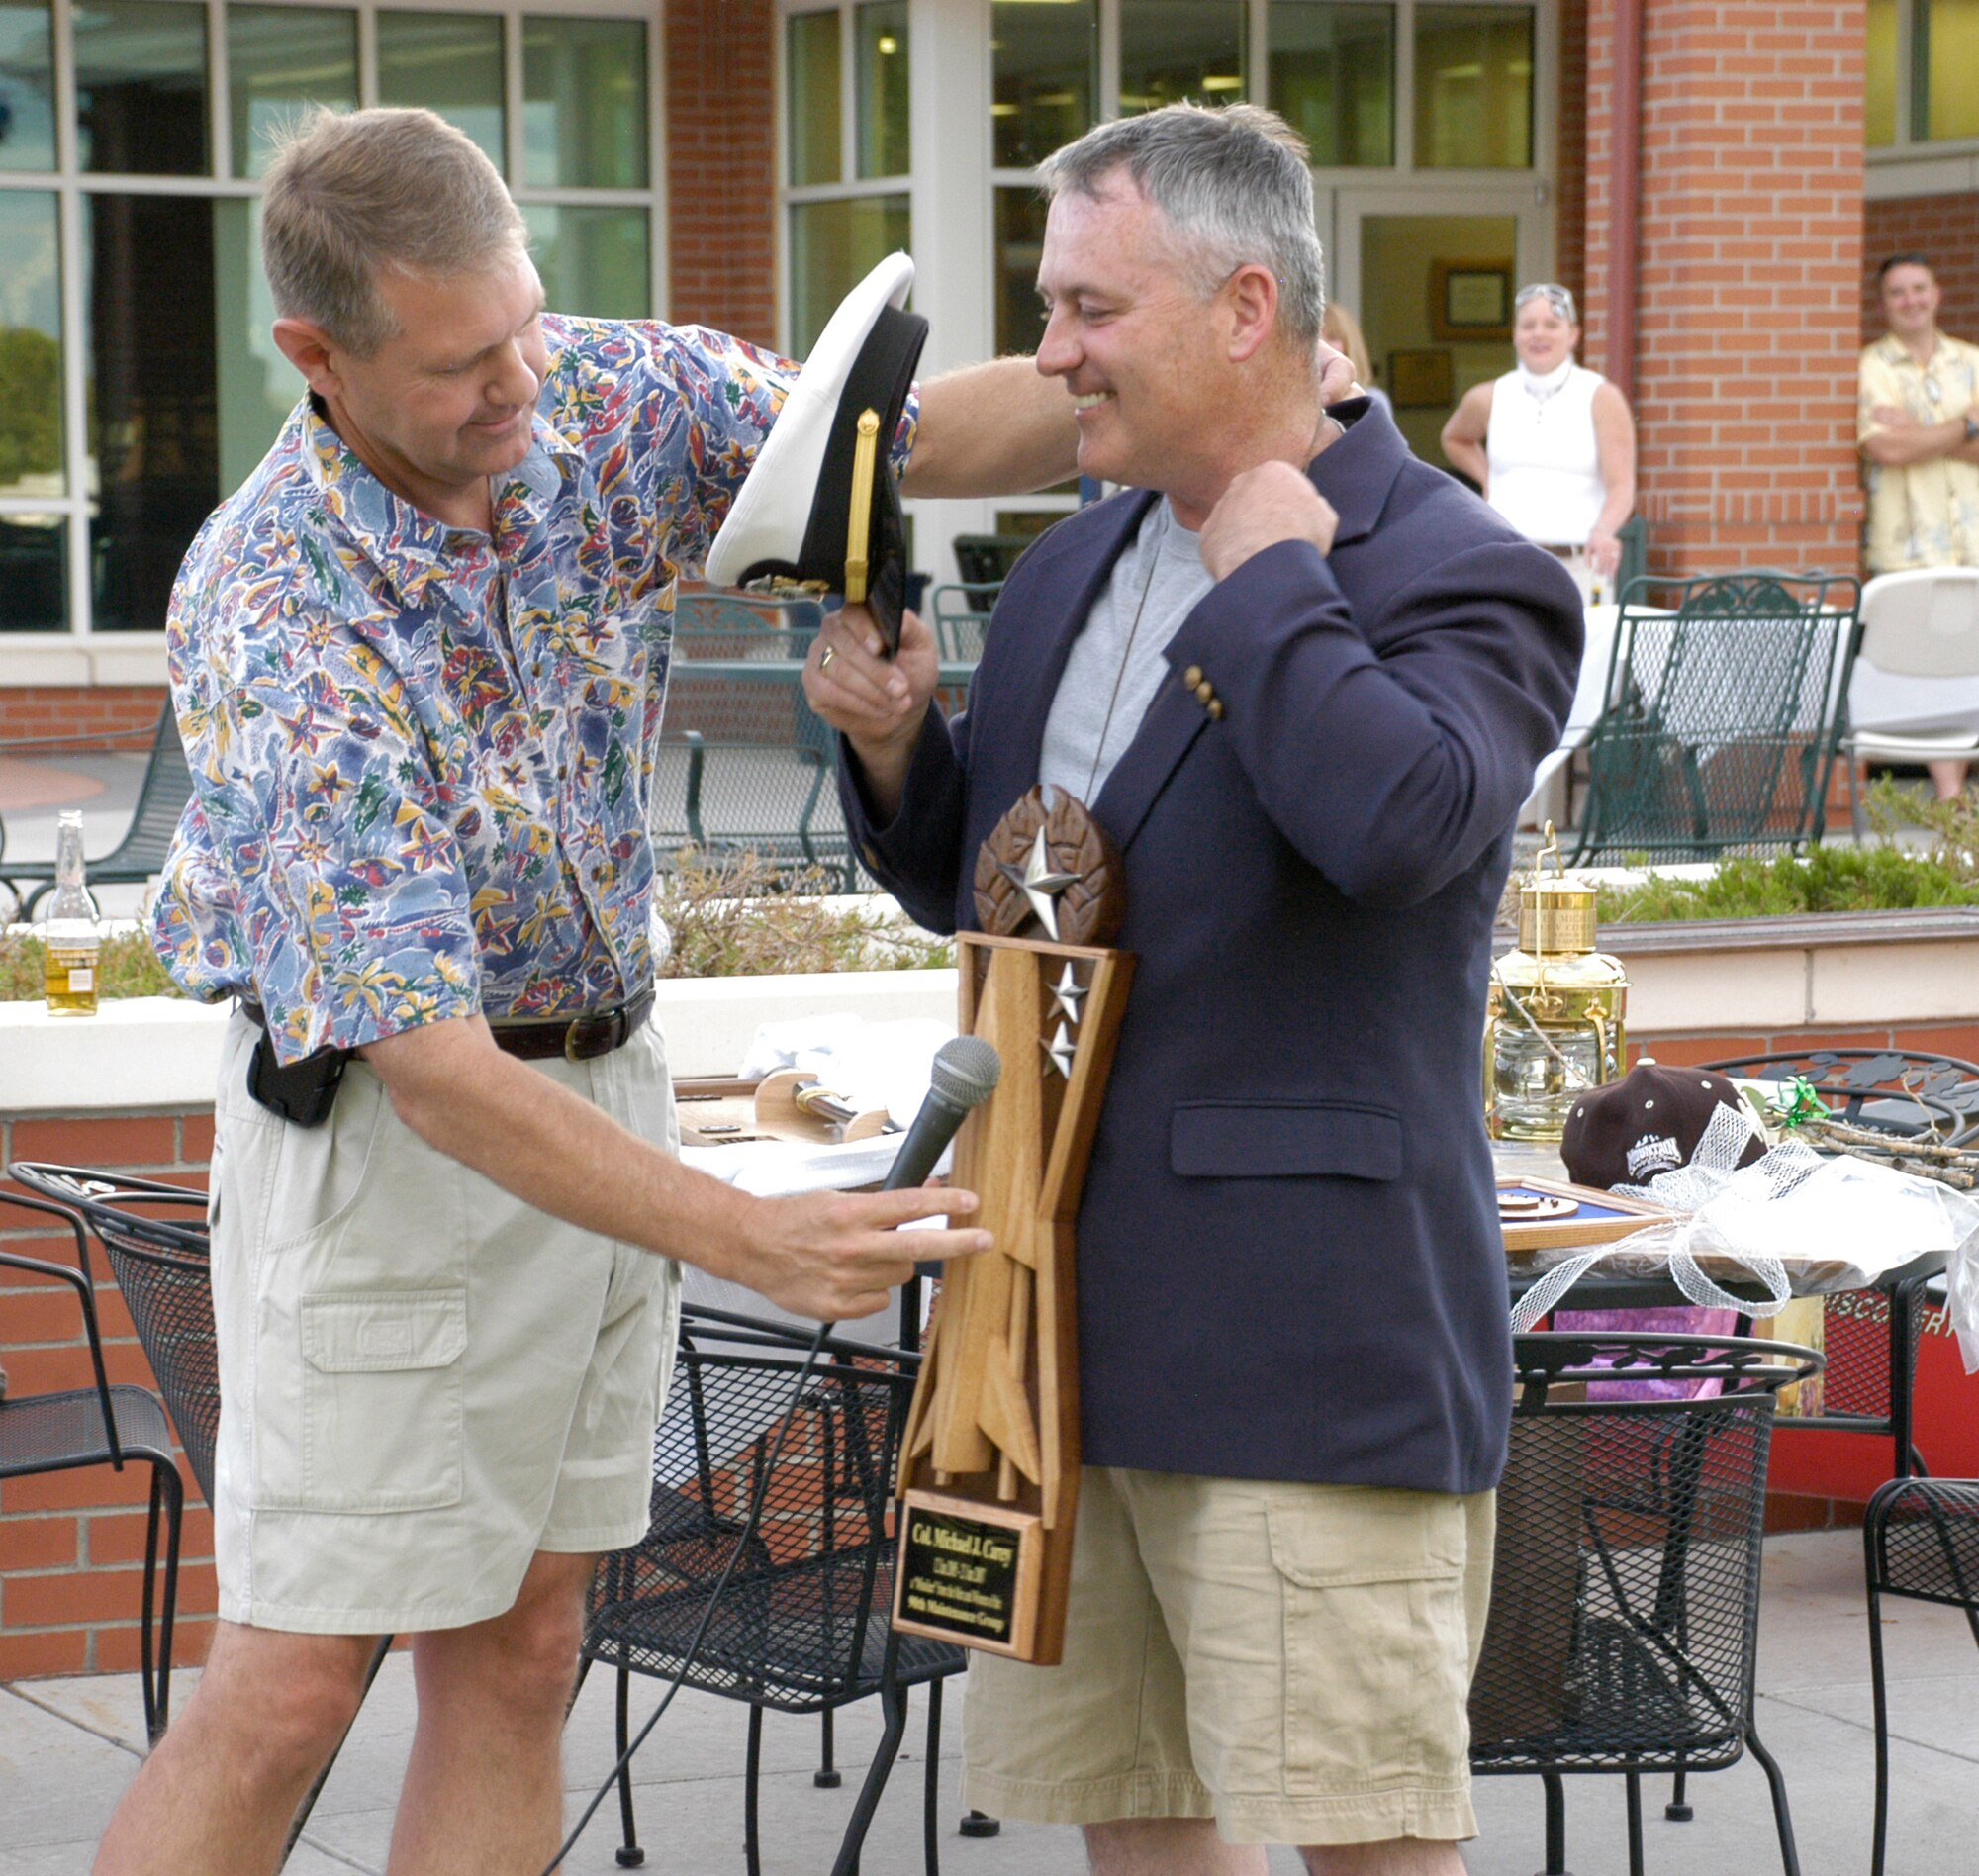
left=1863, top=1476, right=1979, bottom=1876
left=1470, top=1331, right=1823, bottom=1876
left=581, top=1306, right=965, bottom=1876
left=1566, top=571, right=1860, bottom=867
left=0, top=704, right=193, bottom=919
left=0, top=1187, right=185, bottom=1743
left=651, top=662, right=859, bottom=890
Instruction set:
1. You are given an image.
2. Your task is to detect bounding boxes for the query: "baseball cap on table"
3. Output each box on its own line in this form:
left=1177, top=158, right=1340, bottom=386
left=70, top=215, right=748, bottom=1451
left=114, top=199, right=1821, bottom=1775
left=1561, top=1060, right=1766, bottom=1191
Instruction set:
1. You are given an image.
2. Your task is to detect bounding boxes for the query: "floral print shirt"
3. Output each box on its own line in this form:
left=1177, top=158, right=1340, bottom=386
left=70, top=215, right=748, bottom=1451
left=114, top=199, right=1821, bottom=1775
left=1859, top=332, right=1979, bottom=574
left=151, top=314, right=900, bottom=1065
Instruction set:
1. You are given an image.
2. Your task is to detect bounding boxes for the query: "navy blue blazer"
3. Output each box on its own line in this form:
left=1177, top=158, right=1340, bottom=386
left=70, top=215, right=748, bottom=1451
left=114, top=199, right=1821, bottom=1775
left=846, top=400, right=1582, bottom=1493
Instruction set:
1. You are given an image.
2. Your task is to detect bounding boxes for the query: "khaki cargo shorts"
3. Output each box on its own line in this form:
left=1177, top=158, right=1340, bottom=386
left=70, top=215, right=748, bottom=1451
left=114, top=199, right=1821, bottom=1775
left=963, top=1466, right=1495, bottom=1847
left=206, top=1009, right=681, bottom=1635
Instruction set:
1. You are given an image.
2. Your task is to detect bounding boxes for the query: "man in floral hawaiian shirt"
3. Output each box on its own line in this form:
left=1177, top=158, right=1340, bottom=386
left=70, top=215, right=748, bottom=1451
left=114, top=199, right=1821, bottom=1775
left=106, top=108, right=1072, bottom=1875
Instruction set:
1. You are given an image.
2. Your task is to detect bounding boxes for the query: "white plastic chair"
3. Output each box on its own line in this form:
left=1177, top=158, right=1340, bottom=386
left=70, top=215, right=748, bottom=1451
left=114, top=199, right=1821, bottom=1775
left=1845, top=568, right=1979, bottom=825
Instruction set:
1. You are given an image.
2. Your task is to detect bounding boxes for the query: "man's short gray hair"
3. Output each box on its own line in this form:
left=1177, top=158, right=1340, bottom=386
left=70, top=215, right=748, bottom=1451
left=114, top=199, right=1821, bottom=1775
left=1038, top=104, right=1325, bottom=347
left=262, top=107, right=531, bottom=356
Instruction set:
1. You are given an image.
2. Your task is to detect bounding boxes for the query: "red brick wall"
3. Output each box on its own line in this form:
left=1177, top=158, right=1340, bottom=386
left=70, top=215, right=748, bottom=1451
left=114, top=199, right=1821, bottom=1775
left=665, top=0, right=778, bottom=346
left=1861, top=192, right=1979, bottom=343
left=1557, top=0, right=1589, bottom=320
left=1, top=1112, right=214, bottom=1682
left=1584, top=0, right=1867, bottom=578
left=0, top=687, right=167, bottom=745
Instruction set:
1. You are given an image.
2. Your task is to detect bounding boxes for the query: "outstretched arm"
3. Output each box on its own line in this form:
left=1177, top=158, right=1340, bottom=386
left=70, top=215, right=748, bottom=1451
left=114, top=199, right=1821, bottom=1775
left=362, top=1016, right=989, bottom=1321
left=1441, top=383, right=1494, bottom=489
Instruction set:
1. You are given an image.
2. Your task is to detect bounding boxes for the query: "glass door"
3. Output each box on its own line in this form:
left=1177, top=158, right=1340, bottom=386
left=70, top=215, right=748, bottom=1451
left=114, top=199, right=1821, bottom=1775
left=1331, top=188, right=1548, bottom=472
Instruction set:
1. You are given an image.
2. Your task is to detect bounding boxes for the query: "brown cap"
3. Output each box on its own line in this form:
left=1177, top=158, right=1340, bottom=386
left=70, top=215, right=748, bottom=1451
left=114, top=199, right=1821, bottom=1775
left=1561, top=1061, right=1765, bottom=1190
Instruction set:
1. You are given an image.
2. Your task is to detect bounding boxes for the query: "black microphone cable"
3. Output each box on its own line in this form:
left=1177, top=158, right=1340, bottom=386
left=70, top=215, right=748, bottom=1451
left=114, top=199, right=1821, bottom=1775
left=542, top=1036, right=1001, bottom=1874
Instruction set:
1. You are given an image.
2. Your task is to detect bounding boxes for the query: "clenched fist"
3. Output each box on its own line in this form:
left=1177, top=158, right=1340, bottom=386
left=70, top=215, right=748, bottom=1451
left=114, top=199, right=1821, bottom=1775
left=1199, top=460, right=1340, bottom=583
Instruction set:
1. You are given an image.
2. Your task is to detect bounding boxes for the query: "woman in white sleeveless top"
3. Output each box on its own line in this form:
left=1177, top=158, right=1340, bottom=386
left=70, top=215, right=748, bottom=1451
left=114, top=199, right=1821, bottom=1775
left=1441, top=282, right=1637, bottom=601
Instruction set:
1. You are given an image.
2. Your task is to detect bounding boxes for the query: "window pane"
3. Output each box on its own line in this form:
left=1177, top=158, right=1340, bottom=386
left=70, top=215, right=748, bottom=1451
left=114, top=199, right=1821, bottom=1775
left=0, top=0, right=56, bottom=171
left=1925, top=0, right=1979, bottom=141
left=855, top=1, right=908, bottom=178
left=0, top=514, right=64, bottom=631
left=1270, top=3, right=1392, bottom=166
left=378, top=11, right=505, bottom=172
left=1120, top=0, right=1245, bottom=115
left=992, top=0, right=1095, bottom=170
left=214, top=198, right=297, bottom=494
left=789, top=194, right=908, bottom=356
left=787, top=9, right=840, bottom=186
left=1865, top=0, right=1897, bottom=146
left=990, top=0, right=1100, bottom=170
left=0, top=190, right=62, bottom=500
left=995, top=184, right=1047, bottom=356
left=75, top=0, right=210, bottom=175
left=84, top=194, right=219, bottom=630
left=523, top=15, right=646, bottom=190
left=525, top=204, right=649, bottom=319
left=228, top=6, right=358, bottom=180
left=1414, top=6, right=1532, bottom=167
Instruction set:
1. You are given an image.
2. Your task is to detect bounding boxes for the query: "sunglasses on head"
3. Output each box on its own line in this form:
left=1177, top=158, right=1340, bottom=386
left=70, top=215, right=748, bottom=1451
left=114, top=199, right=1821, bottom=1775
left=1515, top=283, right=1578, bottom=323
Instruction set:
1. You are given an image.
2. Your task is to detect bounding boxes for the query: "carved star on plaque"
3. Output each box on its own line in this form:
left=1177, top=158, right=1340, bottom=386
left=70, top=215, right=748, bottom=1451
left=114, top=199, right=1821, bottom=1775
left=1051, top=963, right=1086, bottom=1025
left=1041, top=1021, right=1078, bottom=1079
left=998, top=829, right=1081, bottom=942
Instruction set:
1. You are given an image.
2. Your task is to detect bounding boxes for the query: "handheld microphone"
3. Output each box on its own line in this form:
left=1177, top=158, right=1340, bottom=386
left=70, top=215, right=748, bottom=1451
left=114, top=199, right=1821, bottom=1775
left=883, top=1035, right=1002, bottom=1191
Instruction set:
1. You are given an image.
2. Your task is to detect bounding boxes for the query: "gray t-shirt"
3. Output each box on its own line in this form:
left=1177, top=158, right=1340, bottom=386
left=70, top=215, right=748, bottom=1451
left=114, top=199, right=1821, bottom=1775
left=1038, top=499, right=1215, bottom=805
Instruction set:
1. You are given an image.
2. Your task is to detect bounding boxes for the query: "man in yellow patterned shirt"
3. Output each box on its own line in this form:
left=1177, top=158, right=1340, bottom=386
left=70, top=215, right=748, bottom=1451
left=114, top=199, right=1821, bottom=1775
left=1858, top=252, right=1979, bottom=794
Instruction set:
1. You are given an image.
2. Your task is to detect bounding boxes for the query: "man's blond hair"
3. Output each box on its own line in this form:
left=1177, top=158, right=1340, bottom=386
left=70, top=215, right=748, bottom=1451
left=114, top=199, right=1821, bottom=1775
left=261, top=107, right=530, bottom=355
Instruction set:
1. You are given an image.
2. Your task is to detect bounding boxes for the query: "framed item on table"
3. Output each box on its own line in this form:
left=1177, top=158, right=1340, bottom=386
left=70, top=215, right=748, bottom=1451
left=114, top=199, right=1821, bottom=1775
left=1430, top=259, right=1514, bottom=341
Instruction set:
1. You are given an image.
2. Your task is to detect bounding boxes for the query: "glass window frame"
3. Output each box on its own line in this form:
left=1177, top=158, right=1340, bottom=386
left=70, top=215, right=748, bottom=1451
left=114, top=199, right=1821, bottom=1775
left=777, top=0, right=914, bottom=357
left=0, top=0, right=665, bottom=642
left=1866, top=0, right=1979, bottom=159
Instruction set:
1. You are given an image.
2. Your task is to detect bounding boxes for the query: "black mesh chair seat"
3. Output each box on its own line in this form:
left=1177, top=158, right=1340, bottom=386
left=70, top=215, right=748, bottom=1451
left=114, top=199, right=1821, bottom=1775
left=0, top=1383, right=177, bottom=1477
left=1864, top=1476, right=1979, bottom=1874
left=583, top=1309, right=965, bottom=1874
left=1472, top=1333, right=1822, bottom=1876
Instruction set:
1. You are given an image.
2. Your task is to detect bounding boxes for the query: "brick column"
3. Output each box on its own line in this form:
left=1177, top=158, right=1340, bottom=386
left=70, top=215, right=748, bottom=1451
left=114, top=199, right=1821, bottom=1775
left=665, top=0, right=779, bottom=346
left=1583, top=0, right=1867, bottom=575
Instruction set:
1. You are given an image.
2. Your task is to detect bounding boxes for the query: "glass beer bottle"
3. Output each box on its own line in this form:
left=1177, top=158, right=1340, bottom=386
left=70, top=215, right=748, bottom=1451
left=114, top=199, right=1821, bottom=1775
left=42, top=810, right=101, bottom=1016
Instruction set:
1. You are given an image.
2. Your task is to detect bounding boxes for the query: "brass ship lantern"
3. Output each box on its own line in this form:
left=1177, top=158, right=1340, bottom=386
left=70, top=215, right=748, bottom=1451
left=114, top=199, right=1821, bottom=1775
left=1484, top=825, right=1629, bottom=1141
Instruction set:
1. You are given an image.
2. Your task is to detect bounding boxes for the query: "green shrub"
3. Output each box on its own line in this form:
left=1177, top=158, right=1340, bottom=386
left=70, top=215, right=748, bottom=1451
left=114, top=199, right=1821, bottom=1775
left=1, top=849, right=953, bottom=999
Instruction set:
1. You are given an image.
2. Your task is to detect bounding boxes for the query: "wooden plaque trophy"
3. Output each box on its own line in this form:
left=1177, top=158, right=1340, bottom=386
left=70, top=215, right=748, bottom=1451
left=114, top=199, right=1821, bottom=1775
left=893, top=787, right=1133, bottom=1663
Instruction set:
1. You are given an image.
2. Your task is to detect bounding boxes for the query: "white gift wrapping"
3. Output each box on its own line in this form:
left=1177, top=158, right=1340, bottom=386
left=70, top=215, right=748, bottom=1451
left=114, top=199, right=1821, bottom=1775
left=1513, top=1101, right=1979, bottom=1364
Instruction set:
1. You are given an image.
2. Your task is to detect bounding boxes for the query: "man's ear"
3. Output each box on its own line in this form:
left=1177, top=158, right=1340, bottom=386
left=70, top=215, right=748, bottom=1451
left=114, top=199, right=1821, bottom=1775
left=272, top=317, right=345, bottom=397
left=1224, top=263, right=1279, bottom=366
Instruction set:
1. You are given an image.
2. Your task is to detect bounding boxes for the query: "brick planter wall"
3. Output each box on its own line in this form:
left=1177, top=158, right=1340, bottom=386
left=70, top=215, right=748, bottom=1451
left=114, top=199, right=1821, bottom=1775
left=0, top=1112, right=213, bottom=1681
left=0, top=687, right=168, bottom=746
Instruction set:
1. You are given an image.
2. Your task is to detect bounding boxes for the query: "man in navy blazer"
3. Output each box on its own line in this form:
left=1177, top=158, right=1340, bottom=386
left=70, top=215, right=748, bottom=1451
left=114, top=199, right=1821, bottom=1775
left=806, top=104, right=1581, bottom=1876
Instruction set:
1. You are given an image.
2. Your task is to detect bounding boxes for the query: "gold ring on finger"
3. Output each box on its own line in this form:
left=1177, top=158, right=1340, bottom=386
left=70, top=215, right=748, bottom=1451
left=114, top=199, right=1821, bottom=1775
left=820, top=645, right=836, bottom=672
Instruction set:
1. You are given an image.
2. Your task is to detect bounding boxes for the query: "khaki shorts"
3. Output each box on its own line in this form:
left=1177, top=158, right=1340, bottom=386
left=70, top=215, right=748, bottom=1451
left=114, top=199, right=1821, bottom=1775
left=207, top=1010, right=681, bottom=1635
left=963, top=1467, right=1495, bottom=1847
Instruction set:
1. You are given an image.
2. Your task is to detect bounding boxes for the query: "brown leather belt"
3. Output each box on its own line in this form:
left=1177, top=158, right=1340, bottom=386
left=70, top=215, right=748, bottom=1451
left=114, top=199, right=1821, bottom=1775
left=240, top=985, right=655, bottom=1064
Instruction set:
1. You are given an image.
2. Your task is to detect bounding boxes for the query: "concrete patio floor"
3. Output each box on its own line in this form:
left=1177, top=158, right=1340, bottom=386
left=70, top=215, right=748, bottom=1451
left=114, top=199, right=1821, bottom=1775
left=1, top=1529, right=1974, bottom=1875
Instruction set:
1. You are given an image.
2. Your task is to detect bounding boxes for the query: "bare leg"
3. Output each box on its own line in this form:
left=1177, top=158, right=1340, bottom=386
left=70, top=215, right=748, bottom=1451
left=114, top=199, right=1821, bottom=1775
left=1928, top=759, right=1969, bottom=800
left=1085, top=1819, right=1267, bottom=1874
left=385, top=1549, right=596, bottom=1874
left=1300, top=1840, right=1466, bottom=1876
left=93, top=1621, right=378, bottom=1875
